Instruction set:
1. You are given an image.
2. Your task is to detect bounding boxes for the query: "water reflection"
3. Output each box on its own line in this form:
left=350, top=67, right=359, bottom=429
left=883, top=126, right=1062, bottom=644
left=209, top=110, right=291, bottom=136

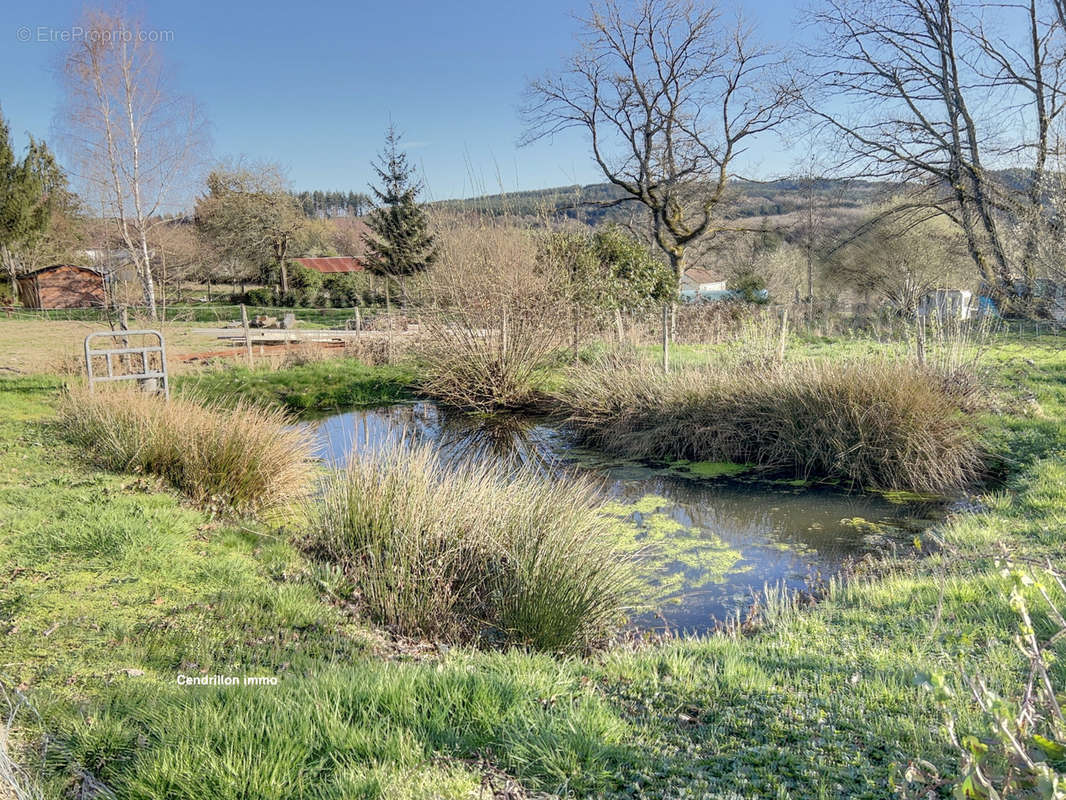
left=312, top=401, right=561, bottom=472
left=307, top=403, right=942, bottom=634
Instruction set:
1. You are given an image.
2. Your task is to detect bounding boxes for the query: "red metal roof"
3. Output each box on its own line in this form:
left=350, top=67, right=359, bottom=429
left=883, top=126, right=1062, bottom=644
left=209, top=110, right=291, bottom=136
left=293, top=257, right=366, bottom=274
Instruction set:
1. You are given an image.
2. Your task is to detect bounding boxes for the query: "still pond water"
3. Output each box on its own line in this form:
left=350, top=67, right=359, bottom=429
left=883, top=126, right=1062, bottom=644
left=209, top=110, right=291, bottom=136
left=308, top=402, right=945, bottom=634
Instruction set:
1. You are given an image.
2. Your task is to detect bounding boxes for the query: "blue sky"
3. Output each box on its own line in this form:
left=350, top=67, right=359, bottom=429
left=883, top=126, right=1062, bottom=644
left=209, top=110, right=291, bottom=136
left=1, top=0, right=804, bottom=202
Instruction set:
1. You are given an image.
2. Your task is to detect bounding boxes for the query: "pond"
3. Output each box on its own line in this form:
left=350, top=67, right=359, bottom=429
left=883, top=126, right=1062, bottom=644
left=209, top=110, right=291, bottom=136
left=308, top=402, right=946, bottom=635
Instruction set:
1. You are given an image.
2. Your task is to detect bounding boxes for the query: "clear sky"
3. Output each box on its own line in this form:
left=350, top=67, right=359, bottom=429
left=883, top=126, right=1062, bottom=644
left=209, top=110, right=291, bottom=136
left=1, top=0, right=804, bottom=202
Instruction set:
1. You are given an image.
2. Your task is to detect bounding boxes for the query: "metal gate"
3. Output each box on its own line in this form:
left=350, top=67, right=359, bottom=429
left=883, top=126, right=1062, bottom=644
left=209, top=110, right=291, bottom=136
left=84, top=329, right=170, bottom=399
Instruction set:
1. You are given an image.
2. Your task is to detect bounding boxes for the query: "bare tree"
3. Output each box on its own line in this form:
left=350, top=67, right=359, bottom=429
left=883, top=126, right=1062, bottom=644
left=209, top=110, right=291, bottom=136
left=523, top=0, right=800, bottom=287
left=56, top=9, right=207, bottom=319
left=807, top=0, right=1066, bottom=312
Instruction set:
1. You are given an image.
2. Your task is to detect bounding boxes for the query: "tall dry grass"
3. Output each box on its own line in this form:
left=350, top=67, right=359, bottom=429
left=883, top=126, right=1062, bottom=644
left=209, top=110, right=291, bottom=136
left=558, top=354, right=983, bottom=493
left=57, top=388, right=314, bottom=514
left=303, top=443, right=637, bottom=652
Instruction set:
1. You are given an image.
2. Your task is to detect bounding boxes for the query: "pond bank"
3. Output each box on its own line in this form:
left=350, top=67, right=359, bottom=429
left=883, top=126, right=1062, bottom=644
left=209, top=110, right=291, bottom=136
left=309, top=401, right=946, bottom=634
left=4, top=337, right=1062, bottom=798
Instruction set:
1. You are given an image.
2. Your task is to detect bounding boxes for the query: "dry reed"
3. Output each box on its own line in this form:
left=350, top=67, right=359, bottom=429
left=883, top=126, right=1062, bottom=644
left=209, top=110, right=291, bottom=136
left=57, top=387, right=314, bottom=514
left=558, top=354, right=983, bottom=493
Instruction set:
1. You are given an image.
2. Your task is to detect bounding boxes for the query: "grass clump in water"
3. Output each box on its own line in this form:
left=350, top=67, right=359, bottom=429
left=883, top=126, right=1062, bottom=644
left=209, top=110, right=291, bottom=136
left=57, top=387, right=314, bottom=515
left=559, top=356, right=983, bottom=494
left=303, top=443, right=637, bottom=652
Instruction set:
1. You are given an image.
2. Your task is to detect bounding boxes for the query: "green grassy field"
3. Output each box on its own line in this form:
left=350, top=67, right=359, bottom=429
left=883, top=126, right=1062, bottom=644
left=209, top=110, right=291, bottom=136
left=175, top=358, right=417, bottom=412
left=1, top=336, right=1064, bottom=799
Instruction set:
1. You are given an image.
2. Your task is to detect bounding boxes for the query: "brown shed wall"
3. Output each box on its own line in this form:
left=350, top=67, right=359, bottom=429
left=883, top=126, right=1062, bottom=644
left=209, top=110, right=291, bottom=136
left=21, top=267, right=105, bottom=309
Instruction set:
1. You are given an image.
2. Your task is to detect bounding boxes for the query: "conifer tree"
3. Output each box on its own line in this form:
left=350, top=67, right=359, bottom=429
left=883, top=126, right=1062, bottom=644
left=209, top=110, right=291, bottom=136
left=0, top=108, right=68, bottom=302
left=362, top=126, right=437, bottom=301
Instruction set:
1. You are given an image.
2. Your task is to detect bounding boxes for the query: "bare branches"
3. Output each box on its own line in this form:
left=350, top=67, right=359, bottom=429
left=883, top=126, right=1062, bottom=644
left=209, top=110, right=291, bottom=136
left=806, top=0, right=1066, bottom=307
left=524, top=0, right=800, bottom=279
left=55, top=8, right=208, bottom=319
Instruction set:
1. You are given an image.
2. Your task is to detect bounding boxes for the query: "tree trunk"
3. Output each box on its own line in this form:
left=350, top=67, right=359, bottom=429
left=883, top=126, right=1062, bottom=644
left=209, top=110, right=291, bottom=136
left=1, top=245, right=21, bottom=305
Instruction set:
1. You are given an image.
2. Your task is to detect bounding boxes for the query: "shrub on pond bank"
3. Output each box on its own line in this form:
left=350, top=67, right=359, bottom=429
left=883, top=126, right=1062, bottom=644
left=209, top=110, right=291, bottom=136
left=417, top=305, right=562, bottom=412
left=57, top=388, right=314, bottom=514
left=557, top=356, right=983, bottom=494
left=303, top=443, right=637, bottom=652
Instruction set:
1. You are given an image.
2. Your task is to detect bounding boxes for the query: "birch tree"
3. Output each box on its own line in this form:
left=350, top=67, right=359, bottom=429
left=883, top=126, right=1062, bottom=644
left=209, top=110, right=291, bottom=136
left=56, top=9, right=207, bottom=319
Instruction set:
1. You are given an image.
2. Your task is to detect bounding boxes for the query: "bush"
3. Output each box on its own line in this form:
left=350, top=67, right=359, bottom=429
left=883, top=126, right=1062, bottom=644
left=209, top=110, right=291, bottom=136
left=557, top=355, right=983, bottom=493
left=418, top=304, right=563, bottom=412
left=302, top=443, right=637, bottom=652
left=57, top=388, right=314, bottom=514
left=243, top=287, right=275, bottom=306
left=322, top=273, right=362, bottom=306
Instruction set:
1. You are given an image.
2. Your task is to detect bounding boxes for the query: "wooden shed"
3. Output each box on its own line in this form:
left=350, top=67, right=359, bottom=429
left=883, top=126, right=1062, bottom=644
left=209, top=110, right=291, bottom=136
left=17, top=265, right=107, bottom=310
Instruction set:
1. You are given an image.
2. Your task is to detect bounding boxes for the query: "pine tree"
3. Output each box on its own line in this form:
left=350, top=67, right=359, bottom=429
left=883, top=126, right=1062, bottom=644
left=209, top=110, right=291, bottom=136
left=0, top=108, right=67, bottom=302
left=362, top=126, right=437, bottom=301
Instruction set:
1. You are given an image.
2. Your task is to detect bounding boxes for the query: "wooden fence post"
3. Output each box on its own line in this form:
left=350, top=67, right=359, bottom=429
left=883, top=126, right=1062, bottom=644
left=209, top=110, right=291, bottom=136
left=240, top=304, right=254, bottom=366
left=662, top=303, right=670, bottom=372
left=777, top=306, right=789, bottom=366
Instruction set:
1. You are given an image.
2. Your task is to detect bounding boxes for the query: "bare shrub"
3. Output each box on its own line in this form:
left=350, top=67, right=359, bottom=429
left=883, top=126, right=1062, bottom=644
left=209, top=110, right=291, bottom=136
left=416, top=215, right=567, bottom=411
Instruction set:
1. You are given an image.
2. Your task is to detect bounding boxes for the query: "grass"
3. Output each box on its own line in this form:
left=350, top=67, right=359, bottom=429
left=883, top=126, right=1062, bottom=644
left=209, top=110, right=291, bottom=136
left=303, top=443, right=638, bottom=652
left=56, top=387, right=314, bottom=515
left=0, top=335, right=1064, bottom=799
left=175, top=358, right=416, bottom=413
left=558, top=354, right=983, bottom=493
left=0, top=318, right=223, bottom=375
left=417, top=305, right=562, bottom=412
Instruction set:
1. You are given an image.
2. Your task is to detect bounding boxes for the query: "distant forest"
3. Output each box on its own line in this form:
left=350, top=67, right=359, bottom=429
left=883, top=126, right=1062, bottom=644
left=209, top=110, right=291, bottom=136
left=293, top=190, right=370, bottom=218
left=425, top=178, right=896, bottom=226
left=295, top=172, right=1042, bottom=227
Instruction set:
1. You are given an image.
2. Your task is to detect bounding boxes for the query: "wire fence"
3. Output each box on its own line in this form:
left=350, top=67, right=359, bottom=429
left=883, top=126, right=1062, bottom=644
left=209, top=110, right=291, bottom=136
left=3, top=299, right=1064, bottom=346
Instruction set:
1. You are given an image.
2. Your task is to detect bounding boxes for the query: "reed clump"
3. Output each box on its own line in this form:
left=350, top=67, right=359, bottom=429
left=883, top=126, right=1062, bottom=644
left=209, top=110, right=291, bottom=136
left=418, top=305, right=562, bottom=412
left=558, top=355, right=983, bottom=493
left=57, top=387, right=314, bottom=514
left=303, top=443, right=637, bottom=652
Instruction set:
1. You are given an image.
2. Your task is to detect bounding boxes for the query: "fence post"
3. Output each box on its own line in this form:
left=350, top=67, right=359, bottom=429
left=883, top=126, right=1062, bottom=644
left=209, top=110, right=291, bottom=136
left=240, top=304, right=253, bottom=366
left=662, top=303, right=670, bottom=372
left=915, top=316, right=926, bottom=366
left=777, top=306, right=789, bottom=365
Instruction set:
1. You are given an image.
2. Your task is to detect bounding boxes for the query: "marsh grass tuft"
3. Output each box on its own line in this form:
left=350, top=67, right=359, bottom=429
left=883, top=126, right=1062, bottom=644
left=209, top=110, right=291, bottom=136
left=418, top=305, right=562, bottom=412
left=559, top=354, right=983, bottom=493
left=57, top=387, right=314, bottom=515
left=303, top=443, right=637, bottom=652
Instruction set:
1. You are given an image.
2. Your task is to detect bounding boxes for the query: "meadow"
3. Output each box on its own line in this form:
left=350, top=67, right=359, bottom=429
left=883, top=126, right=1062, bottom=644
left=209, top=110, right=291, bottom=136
left=1, top=324, right=1064, bottom=798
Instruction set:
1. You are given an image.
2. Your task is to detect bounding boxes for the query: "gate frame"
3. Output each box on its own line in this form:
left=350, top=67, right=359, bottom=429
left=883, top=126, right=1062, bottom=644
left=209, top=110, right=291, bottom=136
left=84, top=329, right=170, bottom=399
